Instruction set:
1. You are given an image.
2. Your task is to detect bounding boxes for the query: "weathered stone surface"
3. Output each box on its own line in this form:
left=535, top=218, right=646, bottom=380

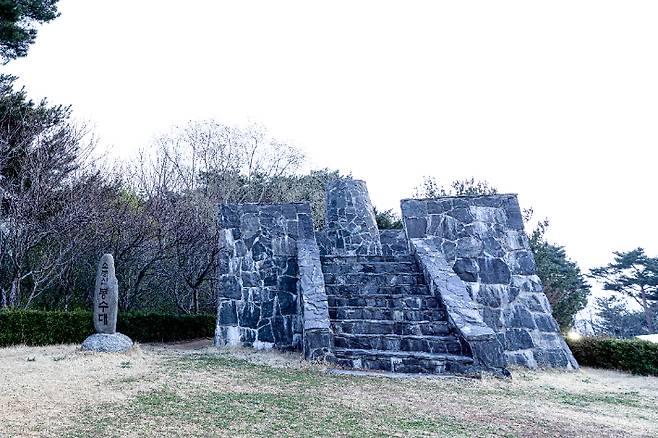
left=93, top=254, right=119, bottom=334
left=215, top=203, right=310, bottom=351
left=298, top=238, right=334, bottom=360
left=215, top=202, right=332, bottom=360
left=403, top=194, right=578, bottom=370
left=216, top=186, right=575, bottom=374
left=84, top=254, right=134, bottom=353
left=81, top=333, right=133, bottom=353
left=379, top=229, right=409, bottom=256
left=453, top=258, right=479, bottom=282
left=324, top=179, right=382, bottom=256
left=409, top=238, right=506, bottom=374
left=322, top=252, right=482, bottom=375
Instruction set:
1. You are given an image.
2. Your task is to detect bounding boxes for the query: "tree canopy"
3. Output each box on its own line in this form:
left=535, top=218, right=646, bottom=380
left=0, top=0, right=59, bottom=62
left=0, top=83, right=342, bottom=313
left=592, top=295, right=647, bottom=338
left=374, top=208, right=403, bottom=230
left=590, top=248, right=658, bottom=333
left=414, top=176, right=498, bottom=198
left=529, top=221, right=590, bottom=330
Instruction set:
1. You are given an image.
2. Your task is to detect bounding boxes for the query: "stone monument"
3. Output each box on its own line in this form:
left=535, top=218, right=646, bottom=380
left=215, top=179, right=578, bottom=375
left=81, top=254, right=133, bottom=352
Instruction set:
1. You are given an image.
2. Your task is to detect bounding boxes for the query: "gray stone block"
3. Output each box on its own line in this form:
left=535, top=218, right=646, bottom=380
left=218, top=301, right=238, bottom=325
left=81, top=333, right=133, bottom=353
left=504, top=328, right=535, bottom=350
left=405, top=217, right=428, bottom=239
left=477, top=258, right=511, bottom=284
left=453, top=258, right=479, bottom=282
left=379, top=230, right=409, bottom=256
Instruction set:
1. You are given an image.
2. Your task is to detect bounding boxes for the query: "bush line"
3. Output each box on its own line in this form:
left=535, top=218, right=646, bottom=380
left=567, top=336, right=658, bottom=376
left=0, top=310, right=215, bottom=347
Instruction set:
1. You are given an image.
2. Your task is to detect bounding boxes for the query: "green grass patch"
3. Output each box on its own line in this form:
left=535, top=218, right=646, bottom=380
left=558, top=391, right=642, bottom=408
left=69, top=353, right=479, bottom=437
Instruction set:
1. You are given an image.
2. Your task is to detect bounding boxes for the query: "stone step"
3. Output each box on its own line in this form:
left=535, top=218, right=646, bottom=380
left=324, top=284, right=431, bottom=297
left=321, top=261, right=419, bottom=275
left=334, top=333, right=463, bottom=355
left=329, top=306, right=446, bottom=322
left=332, top=319, right=451, bottom=336
left=321, top=255, right=415, bottom=264
left=327, top=295, right=441, bottom=310
left=323, top=273, right=426, bottom=287
left=333, top=348, right=473, bottom=374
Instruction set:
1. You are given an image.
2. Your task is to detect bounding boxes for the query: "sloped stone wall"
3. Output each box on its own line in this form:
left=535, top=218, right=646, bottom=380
left=401, top=195, right=577, bottom=369
left=323, top=179, right=382, bottom=256
left=297, top=238, right=334, bottom=360
left=410, top=238, right=507, bottom=375
left=215, top=203, right=332, bottom=358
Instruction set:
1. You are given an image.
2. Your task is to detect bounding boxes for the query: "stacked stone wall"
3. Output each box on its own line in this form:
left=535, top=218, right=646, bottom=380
left=215, top=203, right=331, bottom=357
left=214, top=179, right=576, bottom=372
left=323, top=179, right=382, bottom=256
left=401, top=195, right=577, bottom=369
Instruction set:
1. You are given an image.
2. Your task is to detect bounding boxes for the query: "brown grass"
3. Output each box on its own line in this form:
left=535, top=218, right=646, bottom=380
left=1, top=342, right=656, bottom=437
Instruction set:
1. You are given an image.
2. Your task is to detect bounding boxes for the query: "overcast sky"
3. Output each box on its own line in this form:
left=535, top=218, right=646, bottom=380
left=4, top=0, right=658, bottom=278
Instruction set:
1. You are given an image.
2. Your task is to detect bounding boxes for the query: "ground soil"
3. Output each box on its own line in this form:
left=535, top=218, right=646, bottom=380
left=1, top=340, right=656, bottom=437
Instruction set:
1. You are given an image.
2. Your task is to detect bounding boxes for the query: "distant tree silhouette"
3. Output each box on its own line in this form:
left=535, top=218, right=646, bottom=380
left=590, top=248, right=658, bottom=333
left=593, top=295, right=646, bottom=338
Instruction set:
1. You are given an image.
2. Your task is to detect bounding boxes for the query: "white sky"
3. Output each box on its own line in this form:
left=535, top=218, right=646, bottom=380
left=4, top=0, right=658, bottom=278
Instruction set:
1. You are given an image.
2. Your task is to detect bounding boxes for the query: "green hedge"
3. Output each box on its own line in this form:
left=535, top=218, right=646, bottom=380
left=0, top=310, right=216, bottom=347
left=567, top=336, right=658, bottom=376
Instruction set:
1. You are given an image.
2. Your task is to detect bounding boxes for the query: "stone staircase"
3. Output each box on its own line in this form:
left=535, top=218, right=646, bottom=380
left=321, top=255, right=473, bottom=374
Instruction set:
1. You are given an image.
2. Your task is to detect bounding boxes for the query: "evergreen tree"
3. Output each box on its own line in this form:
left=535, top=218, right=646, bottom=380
left=0, top=74, right=69, bottom=184
left=590, top=248, right=658, bottom=333
left=374, top=208, right=403, bottom=230
left=0, top=0, right=60, bottom=62
left=528, top=220, right=590, bottom=330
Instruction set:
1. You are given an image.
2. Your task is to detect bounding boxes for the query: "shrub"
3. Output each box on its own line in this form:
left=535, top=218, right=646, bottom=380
left=567, top=336, right=658, bottom=376
left=118, top=312, right=216, bottom=343
left=0, top=310, right=216, bottom=347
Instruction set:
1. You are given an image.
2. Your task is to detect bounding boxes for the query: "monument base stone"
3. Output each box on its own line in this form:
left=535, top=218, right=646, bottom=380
left=81, top=333, right=134, bottom=353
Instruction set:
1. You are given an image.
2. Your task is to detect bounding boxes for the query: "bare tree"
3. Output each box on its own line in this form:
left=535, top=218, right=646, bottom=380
left=1, top=105, right=338, bottom=314
left=0, top=100, right=102, bottom=308
left=108, top=121, right=306, bottom=313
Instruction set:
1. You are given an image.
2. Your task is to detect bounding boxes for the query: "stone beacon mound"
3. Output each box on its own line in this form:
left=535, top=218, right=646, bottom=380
left=215, top=179, right=578, bottom=376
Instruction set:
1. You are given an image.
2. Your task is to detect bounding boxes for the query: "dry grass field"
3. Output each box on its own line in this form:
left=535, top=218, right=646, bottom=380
left=1, top=341, right=657, bottom=437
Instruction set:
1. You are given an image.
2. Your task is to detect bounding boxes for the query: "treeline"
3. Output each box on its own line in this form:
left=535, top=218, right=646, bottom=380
left=0, top=75, right=342, bottom=314
left=2, top=0, right=655, bottom=341
left=0, top=76, right=596, bottom=329
left=8, top=70, right=654, bottom=338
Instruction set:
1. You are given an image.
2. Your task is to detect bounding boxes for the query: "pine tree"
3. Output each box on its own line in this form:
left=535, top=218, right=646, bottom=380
left=0, top=0, right=60, bottom=62
left=590, top=248, right=658, bottom=333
